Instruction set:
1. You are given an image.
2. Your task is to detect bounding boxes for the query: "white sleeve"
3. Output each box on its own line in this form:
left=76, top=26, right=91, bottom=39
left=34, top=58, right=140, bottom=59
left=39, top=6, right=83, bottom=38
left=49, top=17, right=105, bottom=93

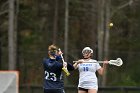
left=92, top=59, right=101, bottom=70
left=96, top=63, right=101, bottom=70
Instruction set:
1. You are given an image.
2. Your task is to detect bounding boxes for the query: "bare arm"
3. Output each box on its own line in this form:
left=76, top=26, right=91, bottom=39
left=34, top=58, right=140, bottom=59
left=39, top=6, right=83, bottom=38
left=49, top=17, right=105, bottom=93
left=73, top=62, right=79, bottom=69
left=97, top=61, right=108, bottom=75
left=73, top=60, right=83, bottom=69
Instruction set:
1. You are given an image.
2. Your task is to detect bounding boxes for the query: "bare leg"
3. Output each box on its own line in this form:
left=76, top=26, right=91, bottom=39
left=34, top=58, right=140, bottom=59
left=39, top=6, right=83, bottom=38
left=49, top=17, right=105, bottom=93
left=88, top=89, right=97, bottom=93
left=78, top=90, right=88, bottom=93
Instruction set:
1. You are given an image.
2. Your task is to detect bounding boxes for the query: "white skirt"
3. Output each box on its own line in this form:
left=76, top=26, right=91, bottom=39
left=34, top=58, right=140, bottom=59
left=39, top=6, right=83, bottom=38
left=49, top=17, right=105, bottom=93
left=78, top=81, right=98, bottom=90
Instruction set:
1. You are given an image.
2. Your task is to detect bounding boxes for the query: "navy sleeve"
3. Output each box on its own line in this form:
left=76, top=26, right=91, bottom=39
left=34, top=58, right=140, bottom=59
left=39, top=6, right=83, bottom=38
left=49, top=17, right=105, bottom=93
left=55, top=56, right=74, bottom=71
left=56, top=55, right=62, bottom=61
left=67, top=63, right=74, bottom=71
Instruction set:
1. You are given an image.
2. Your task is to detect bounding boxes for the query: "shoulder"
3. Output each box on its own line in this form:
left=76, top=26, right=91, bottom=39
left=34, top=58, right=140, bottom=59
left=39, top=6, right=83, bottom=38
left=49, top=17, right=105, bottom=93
left=78, top=59, right=84, bottom=61
left=83, top=59, right=97, bottom=63
left=43, top=57, right=48, bottom=61
left=43, top=57, right=49, bottom=63
left=90, top=59, right=97, bottom=62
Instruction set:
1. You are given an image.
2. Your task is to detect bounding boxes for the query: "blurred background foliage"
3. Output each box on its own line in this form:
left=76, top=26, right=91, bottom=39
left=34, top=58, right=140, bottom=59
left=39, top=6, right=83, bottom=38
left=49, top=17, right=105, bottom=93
left=0, top=0, right=140, bottom=88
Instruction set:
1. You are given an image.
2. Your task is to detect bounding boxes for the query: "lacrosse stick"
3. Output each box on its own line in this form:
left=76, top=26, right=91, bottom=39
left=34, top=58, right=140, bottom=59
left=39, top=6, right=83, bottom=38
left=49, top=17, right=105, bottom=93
left=73, top=58, right=123, bottom=66
left=108, top=58, right=123, bottom=66
left=58, top=48, right=70, bottom=76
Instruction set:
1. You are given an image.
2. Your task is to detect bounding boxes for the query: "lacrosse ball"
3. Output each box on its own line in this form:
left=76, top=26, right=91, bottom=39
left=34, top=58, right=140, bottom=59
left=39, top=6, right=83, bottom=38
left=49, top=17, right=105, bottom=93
left=109, top=23, right=113, bottom=27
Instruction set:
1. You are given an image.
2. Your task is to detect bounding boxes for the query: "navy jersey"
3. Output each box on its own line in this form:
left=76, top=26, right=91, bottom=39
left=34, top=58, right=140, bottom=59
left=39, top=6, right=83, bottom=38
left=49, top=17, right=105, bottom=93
left=43, top=56, right=74, bottom=89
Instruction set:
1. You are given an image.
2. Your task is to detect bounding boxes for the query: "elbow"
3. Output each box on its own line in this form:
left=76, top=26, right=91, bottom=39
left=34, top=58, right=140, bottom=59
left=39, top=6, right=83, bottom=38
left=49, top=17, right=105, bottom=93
left=67, top=63, right=75, bottom=71
left=100, top=72, right=104, bottom=76
left=98, top=71, right=103, bottom=76
left=98, top=68, right=104, bottom=76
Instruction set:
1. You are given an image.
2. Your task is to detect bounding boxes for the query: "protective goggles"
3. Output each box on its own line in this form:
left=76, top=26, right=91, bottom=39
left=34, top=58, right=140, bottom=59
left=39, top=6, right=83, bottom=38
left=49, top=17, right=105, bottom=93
left=82, top=50, right=92, bottom=54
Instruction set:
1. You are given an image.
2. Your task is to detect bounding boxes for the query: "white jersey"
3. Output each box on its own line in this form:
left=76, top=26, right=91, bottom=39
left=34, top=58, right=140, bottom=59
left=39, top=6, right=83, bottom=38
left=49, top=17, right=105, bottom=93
left=78, top=59, right=101, bottom=90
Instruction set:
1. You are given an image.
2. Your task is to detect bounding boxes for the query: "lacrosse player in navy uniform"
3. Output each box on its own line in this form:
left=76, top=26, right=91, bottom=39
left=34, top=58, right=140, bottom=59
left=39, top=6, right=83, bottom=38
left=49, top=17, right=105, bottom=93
left=43, top=44, right=74, bottom=93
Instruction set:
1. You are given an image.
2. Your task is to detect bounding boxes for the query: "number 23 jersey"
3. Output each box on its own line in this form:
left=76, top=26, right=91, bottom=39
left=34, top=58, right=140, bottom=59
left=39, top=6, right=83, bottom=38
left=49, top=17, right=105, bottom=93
left=43, top=58, right=64, bottom=89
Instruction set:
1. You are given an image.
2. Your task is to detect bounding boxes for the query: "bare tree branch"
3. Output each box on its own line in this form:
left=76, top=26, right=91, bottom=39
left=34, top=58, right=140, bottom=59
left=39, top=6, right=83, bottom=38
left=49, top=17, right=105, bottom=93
left=111, top=0, right=134, bottom=17
left=0, top=10, right=8, bottom=16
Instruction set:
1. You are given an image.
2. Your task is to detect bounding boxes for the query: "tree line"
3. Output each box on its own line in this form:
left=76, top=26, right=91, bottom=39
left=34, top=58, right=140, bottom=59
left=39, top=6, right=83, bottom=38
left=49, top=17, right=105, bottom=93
left=0, top=0, right=140, bottom=86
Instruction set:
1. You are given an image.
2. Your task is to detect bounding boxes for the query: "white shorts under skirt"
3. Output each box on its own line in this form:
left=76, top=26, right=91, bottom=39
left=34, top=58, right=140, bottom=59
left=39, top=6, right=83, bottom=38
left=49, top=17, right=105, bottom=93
left=78, top=81, right=98, bottom=90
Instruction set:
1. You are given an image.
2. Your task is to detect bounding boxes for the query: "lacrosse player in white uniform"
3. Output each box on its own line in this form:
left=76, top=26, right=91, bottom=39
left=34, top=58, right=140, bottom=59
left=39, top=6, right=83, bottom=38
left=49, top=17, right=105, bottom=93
left=73, top=47, right=108, bottom=93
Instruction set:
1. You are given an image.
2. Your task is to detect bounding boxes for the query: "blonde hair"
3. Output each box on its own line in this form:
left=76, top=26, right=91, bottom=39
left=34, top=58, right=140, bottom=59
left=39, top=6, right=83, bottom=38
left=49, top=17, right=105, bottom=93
left=48, top=44, right=58, bottom=51
left=48, top=44, right=58, bottom=57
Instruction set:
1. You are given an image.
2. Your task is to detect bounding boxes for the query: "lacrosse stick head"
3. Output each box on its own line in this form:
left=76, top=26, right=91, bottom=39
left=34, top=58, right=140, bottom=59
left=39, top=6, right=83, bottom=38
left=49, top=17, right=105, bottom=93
left=109, top=58, right=123, bottom=66
left=116, top=58, right=123, bottom=66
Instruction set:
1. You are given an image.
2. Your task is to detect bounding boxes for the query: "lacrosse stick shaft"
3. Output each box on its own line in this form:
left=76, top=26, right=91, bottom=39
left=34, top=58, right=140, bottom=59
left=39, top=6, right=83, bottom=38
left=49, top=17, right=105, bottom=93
left=59, top=49, right=70, bottom=76
left=73, top=61, right=105, bottom=63
left=73, top=58, right=123, bottom=66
